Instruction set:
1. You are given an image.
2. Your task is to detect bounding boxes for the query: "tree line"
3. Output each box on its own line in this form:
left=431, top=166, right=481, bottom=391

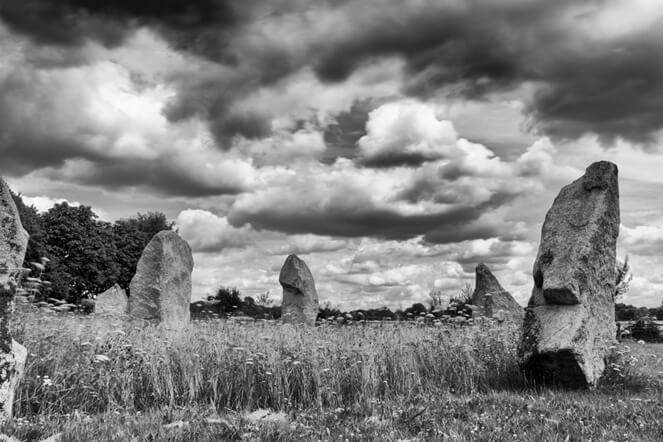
left=11, top=192, right=172, bottom=303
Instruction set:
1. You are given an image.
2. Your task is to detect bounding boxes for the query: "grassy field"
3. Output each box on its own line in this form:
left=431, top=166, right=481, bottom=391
left=2, top=302, right=662, bottom=441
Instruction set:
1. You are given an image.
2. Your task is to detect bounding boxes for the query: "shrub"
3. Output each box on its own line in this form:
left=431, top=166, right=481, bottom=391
left=630, top=317, right=662, bottom=342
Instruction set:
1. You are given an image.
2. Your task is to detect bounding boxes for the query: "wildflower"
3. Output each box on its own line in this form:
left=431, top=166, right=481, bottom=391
left=93, top=354, right=110, bottom=363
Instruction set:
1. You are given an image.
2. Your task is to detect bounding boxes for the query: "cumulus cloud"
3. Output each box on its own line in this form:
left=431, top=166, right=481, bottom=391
left=176, top=209, right=253, bottom=253
left=0, top=42, right=257, bottom=196
left=20, top=196, right=81, bottom=213
left=620, top=224, right=663, bottom=257
left=357, top=100, right=457, bottom=167
left=269, top=234, right=349, bottom=255
left=5, top=1, right=663, bottom=146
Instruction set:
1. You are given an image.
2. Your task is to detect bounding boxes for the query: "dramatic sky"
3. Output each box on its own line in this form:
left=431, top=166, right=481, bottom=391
left=2, top=0, right=663, bottom=309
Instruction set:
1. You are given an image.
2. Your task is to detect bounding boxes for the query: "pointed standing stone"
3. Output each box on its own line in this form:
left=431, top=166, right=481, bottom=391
left=471, top=263, right=523, bottom=318
left=127, top=231, right=193, bottom=329
left=518, top=161, right=619, bottom=388
left=279, top=255, right=319, bottom=326
left=0, top=179, right=29, bottom=423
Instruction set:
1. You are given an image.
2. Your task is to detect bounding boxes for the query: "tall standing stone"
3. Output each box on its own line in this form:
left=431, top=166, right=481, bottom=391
left=127, top=231, right=193, bottom=328
left=279, top=254, right=319, bottom=326
left=471, top=263, right=523, bottom=318
left=0, top=179, right=28, bottom=423
left=518, top=161, right=619, bottom=388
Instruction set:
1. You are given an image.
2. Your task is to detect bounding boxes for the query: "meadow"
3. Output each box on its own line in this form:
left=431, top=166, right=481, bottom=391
left=2, top=301, right=663, bottom=441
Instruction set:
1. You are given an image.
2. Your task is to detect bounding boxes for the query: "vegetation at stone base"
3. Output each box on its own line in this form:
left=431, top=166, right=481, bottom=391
left=615, top=255, right=633, bottom=301
left=10, top=191, right=172, bottom=303
left=3, top=304, right=663, bottom=441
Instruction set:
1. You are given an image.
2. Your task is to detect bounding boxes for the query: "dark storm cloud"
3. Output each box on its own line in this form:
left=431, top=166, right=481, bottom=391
left=0, top=0, right=237, bottom=48
left=229, top=201, right=508, bottom=243
left=358, top=152, right=438, bottom=169
left=5, top=0, right=663, bottom=165
left=323, top=99, right=372, bottom=158
left=44, top=158, right=249, bottom=197
left=312, top=0, right=663, bottom=144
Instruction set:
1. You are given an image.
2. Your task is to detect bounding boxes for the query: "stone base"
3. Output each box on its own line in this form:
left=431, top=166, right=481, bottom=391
left=0, top=340, right=27, bottom=423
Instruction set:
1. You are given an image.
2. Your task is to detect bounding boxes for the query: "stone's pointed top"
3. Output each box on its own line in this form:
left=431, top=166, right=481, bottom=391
left=475, top=263, right=498, bottom=280
left=583, top=161, right=618, bottom=191
left=471, top=263, right=522, bottom=317
left=279, top=254, right=314, bottom=293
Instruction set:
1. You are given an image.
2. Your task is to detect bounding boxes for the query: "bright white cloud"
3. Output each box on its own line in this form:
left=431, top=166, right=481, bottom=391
left=357, top=100, right=458, bottom=163
left=176, top=209, right=253, bottom=253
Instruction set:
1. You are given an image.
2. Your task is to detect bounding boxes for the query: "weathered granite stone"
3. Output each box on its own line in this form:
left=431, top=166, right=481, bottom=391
left=0, top=179, right=28, bottom=285
left=127, top=231, right=193, bottom=328
left=518, top=161, right=619, bottom=388
left=95, top=284, right=128, bottom=315
left=279, top=254, right=319, bottom=326
left=0, top=179, right=29, bottom=423
left=471, top=263, right=523, bottom=318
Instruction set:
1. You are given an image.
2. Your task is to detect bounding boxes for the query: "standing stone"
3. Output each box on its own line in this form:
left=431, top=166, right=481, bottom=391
left=518, top=161, right=619, bottom=388
left=95, top=284, right=128, bottom=315
left=0, top=179, right=28, bottom=284
left=127, top=231, right=193, bottom=328
left=471, top=263, right=522, bottom=318
left=0, top=179, right=29, bottom=422
left=279, top=255, right=319, bottom=326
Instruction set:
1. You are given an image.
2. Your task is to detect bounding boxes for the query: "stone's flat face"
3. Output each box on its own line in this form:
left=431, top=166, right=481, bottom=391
left=0, top=339, right=26, bottom=423
left=533, top=161, right=619, bottom=305
left=519, top=161, right=620, bottom=388
left=127, top=231, right=193, bottom=329
left=471, top=263, right=523, bottom=318
left=0, top=179, right=28, bottom=285
left=95, top=284, right=128, bottom=315
left=279, top=254, right=319, bottom=326
left=0, top=178, right=28, bottom=424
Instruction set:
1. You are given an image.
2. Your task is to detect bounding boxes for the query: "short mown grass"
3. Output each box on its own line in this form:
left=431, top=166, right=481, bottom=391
left=3, top=302, right=663, bottom=441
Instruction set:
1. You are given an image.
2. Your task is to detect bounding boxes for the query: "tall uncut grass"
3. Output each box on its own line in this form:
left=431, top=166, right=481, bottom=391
left=11, top=303, right=524, bottom=418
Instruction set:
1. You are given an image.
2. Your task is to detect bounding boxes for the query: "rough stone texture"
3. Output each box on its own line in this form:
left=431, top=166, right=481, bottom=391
left=279, top=254, right=319, bottom=326
left=0, top=179, right=28, bottom=285
left=95, top=284, right=128, bottom=315
left=471, top=263, right=522, bottom=318
left=127, top=231, right=193, bottom=329
left=483, top=294, right=494, bottom=318
left=518, top=161, right=620, bottom=388
left=0, top=179, right=29, bottom=423
left=0, top=338, right=26, bottom=422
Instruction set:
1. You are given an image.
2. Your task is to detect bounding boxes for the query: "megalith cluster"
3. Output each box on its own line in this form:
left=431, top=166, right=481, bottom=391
left=518, top=161, right=620, bottom=388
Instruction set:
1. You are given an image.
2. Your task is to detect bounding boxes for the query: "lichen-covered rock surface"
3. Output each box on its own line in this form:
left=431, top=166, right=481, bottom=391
left=127, top=231, right=193, bottom=328
left=279, top=254, right=319, bottom=326
left=471, top=263, right=522, bottom=318
left=518, top=161, right=620, bottom=388
left=95, top=284, right=128, bottom=316
left=0, top=179, right=28, bottom=284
